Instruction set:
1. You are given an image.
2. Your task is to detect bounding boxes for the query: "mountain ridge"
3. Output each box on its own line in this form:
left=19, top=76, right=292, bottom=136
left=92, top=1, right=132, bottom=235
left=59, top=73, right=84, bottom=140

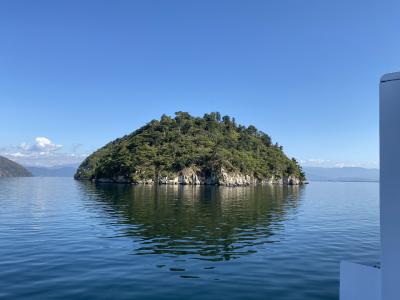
left=25, top=164, right=78, bottom=177
left=302, top=166, right=379, bottom=182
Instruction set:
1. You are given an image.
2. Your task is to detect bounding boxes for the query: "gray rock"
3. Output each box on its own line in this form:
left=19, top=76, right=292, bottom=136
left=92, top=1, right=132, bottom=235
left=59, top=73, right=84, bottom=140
left=93, top=166, right=303, bottom=186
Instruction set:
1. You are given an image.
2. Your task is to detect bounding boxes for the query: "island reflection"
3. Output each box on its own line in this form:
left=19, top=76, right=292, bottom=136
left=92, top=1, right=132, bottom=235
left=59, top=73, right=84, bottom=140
left=78, top=183, right=304, bottom=261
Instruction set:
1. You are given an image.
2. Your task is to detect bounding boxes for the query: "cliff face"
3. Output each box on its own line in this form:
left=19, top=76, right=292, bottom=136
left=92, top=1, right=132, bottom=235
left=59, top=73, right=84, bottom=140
left=75, top=112, right=306, bottom=186
left=93, top=167, right=303, bottom=186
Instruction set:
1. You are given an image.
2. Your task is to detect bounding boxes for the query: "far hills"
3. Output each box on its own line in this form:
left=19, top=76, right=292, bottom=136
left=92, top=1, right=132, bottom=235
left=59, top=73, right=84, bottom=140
left=303, top=167, right=379, bottom=182
left=25, top=165, right=78, bottom=177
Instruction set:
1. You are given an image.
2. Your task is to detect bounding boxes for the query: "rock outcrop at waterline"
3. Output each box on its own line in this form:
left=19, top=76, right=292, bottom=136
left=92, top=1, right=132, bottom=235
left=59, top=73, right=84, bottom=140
left=75, top=112, right=306, bottom=186
left=93, top=167, right=302, bottom=186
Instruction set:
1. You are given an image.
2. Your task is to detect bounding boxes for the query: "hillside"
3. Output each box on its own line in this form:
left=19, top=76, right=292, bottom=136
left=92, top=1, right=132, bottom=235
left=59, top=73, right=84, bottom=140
left=75, top=112, right=305, bottom=186
left=0, top=156, right=32, bottom=177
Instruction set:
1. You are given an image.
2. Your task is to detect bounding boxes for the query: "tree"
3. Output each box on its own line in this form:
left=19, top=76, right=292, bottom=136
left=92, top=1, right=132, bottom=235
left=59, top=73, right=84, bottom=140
left=75, top=112, right=305, bottom=182
left=246, top=125, right=257, bottom=135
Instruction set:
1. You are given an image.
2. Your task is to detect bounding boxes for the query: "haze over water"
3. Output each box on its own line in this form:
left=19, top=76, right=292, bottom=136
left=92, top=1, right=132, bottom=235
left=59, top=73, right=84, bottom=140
left=0, top=178, right=379, bottom=300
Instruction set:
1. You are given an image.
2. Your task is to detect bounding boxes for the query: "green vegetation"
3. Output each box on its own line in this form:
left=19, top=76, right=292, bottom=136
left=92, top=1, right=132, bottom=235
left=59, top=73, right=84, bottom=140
left=0, top=156, right=32, bottom=177
left=75, top=112, right=305, bottom=184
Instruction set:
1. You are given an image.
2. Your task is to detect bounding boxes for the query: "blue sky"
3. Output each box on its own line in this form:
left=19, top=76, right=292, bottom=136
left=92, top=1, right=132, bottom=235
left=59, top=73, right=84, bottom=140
left=1, top=0, right=399, bottom=167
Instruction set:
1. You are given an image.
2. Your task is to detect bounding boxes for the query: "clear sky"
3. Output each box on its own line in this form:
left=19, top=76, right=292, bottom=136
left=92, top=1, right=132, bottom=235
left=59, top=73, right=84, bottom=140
left=1, top=0, right=399, bottom=167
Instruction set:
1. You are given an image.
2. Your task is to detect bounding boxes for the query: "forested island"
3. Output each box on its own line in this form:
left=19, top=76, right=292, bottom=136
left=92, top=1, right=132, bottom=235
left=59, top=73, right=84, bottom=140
left=0, top=156, right=32, bottom=177
left=75, top=112, right=305, bottom=186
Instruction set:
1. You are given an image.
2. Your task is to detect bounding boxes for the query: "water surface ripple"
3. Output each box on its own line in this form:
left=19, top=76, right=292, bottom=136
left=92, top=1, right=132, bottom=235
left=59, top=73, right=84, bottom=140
left=0, top=178, right=380, bottom=299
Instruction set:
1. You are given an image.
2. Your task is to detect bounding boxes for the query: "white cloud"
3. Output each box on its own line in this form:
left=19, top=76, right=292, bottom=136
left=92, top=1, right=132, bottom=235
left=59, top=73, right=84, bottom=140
left=334, top=162, right=379, bottom=168
left=22, top=137, right=63, bottom=153
left=301, top=158, right=378, bottom=169
left=0, top=137, right=86, bottom=167
left=300, top=158, right=330, bottom=165
left=8, top=152, right=25, bottom=157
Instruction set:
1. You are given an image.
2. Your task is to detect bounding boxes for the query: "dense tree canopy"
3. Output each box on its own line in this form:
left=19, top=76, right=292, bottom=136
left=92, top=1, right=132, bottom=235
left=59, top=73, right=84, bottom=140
left=75, top=112, right=305, bottom=182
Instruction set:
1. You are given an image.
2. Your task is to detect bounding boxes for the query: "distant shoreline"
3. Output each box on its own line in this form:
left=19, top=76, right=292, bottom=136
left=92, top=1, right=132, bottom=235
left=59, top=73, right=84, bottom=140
left=307, top=179, right=379, bottom=183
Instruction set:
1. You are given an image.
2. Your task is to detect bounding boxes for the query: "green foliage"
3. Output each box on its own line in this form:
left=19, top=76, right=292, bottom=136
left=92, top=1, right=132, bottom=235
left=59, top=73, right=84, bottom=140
left=75, top=112, right=305, bottom=181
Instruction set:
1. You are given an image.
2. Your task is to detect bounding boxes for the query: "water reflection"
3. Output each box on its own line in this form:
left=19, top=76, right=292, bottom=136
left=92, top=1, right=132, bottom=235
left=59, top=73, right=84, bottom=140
left=77, top=183, right=303, bottom=261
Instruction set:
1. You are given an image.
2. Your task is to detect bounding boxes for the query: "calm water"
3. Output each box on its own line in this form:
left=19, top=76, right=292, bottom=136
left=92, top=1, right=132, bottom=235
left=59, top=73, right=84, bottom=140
left=0, top=178, right=380, bottom=300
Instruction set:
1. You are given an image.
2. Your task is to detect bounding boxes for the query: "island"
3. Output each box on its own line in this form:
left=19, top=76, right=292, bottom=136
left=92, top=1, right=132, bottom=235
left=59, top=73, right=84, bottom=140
left=0, top=156, right=32, bottom=177
left=75, top=112, right=305, bottom=186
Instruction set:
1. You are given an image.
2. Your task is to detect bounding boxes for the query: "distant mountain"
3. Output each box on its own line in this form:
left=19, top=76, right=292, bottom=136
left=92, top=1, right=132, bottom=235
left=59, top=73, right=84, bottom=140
left=26, top=165, right=78, bottom=177
left=0, top=156, right=32, bottom=177
left=303, top=167, right=379, bottom=182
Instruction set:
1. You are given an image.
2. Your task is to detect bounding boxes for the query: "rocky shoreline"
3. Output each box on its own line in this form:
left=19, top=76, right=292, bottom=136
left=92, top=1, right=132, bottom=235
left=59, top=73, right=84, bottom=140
left=80, top=167, right=304, bottom=186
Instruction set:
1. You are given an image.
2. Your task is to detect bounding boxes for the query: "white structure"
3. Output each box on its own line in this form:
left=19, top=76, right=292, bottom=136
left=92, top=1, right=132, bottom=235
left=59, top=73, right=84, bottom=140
left=340, top=72, right=400, bottom=299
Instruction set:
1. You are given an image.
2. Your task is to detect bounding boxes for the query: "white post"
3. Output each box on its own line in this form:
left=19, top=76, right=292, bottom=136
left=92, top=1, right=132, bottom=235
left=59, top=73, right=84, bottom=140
left=380, top=72, right=400, bottom=300
left=339, top=72, right=400, bottom=299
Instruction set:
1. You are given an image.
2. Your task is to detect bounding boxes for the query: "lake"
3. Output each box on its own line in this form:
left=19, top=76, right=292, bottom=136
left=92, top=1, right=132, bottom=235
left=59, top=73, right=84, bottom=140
left=0, top=178, right=380, bottom=299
